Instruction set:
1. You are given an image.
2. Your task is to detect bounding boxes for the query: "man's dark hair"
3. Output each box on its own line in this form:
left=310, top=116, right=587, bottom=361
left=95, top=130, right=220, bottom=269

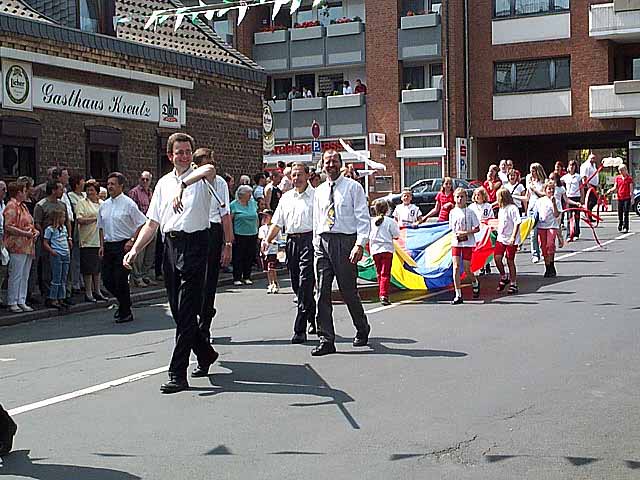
left=69, top=174, right=85, bottom=190
left=45, top=180, right=62, bottom=196
left=107, top=172, right=126, bottom=186
left=323, top=149, right=342, bottom=165
left=48, top=167, right=62, bottom=180
left=277, top=161, right=286, bottom=169
left=193, top=147, right=218, bottom=168
left=167, top=132, right=195, bottom=155
left=254, top=173, right=266, bottom=184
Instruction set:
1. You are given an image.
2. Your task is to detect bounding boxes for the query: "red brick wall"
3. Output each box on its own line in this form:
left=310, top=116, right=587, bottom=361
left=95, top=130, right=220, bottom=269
left=468, top=0, right=634, bottom=169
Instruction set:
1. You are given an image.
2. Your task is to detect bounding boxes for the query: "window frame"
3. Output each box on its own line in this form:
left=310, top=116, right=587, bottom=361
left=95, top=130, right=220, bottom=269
left=493, top=57, right=571, bottom=95
left=493, top=0, right=569, bottom=20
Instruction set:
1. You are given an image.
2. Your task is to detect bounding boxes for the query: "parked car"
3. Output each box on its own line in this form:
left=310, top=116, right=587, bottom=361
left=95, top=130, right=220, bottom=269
left=634, top=185, right=640, bottom=216
left=380, top=178, right=476, bottom=216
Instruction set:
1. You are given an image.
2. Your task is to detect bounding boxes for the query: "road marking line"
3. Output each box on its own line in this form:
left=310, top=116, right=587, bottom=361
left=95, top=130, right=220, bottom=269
left=556, top=232, right=635, bottom=261
left=0, top=358, right=16, bottom=362
left=365, top=288, right=453, bottom=314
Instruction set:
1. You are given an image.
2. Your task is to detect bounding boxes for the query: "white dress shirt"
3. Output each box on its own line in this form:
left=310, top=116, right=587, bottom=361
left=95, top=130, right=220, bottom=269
left=207, top=175, right=230, bottom=224
left=580, top=160, right=598, bottom=187
left=272, top=185, right=315, bottom=234
left=313, top=175, right=370, bottom=247
left=97, top=193, right=147, bottom=242
left=147, top=167, right=212, bottom=234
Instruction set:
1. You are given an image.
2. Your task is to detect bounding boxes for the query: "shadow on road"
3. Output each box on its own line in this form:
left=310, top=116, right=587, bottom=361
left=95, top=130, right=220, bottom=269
left=0, top=450, right=140, bottom=479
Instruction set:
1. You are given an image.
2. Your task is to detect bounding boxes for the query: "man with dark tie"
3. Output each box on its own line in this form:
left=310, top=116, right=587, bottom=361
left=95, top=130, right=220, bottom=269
left=311, top=150, right=371, bottom=356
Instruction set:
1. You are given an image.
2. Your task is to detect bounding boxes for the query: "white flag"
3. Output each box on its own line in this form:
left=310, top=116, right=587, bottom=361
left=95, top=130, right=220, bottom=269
left=272, top=0, right=289, bottom=20
left=339, top=139, right=387, bottom=171
left=238, top=4, right=249, bottom=25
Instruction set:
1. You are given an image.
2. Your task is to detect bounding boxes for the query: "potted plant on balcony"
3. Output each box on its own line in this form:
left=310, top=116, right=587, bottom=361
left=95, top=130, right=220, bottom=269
left=255, top=24, right=288, bottom=44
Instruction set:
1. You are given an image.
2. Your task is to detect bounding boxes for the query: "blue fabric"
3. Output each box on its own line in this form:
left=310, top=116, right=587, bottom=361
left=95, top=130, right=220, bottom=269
left=230, top=199, right=259, bottom=236
left=49, top=254, right=70, bottom=300
left=44, top=226, right=70, bottom=256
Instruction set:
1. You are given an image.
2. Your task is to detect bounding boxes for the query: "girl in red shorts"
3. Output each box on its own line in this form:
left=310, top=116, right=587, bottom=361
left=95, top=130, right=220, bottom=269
left=449, top=188, right=480, bottom=305
left=536, top=180, right=561, bottom=278
left=495, top=189, right=521, bottom=294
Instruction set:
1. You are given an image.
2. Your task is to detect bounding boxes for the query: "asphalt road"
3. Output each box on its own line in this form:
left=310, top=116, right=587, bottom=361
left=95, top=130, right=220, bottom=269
left=1, top=217, right=640, bottom=479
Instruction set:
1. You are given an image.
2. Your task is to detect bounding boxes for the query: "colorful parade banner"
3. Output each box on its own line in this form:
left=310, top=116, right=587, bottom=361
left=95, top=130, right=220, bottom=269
left=358, top=218, right=534, bottom=290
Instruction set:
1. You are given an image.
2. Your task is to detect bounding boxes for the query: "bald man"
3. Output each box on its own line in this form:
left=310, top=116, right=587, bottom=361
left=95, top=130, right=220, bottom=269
left=128, top=171, right=156, bottom=286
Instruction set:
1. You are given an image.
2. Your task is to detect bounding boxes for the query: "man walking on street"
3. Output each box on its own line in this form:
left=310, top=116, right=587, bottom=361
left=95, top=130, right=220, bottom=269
left=0, top=404, right=17, bottom=455
left=98, top=172, right=146, bottom=324
left=193, top=147, right=233, bottom=344
left=265, top=163, right=316, bottom=344
left=128, top=171, right=156, bottom=287
left=580, top=153, right=600, bottom=213
left=123, top=132, right=219, bottom=394
left=312, top=150, right=371, bottom=356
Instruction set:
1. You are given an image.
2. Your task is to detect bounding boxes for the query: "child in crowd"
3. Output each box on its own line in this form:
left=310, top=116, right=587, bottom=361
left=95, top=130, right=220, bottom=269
left=550, top=172, right=581, bottom=249
left=606, top=164, right=635, bottom=234
left=526, top=163, right=547, bottom=264
left=449, top=188, right=480, bottom=305
left=506, top=170, right=527, bottom=214
left=417, top=177, right=454, bottom=224
left=561, top=160, right=583, bottom=241
left=495, top=188, right=521, bottom=294
left=469, top=187, right=494, bottom=275
left=43, top=209, right=71, bottom=310
left=370, top=200, right=400, bottom=306
left=259, top=209, right=281, bottom=294
left=536, top=180, right=561, bottom=278
left=393, top=188, right=421, bottom=227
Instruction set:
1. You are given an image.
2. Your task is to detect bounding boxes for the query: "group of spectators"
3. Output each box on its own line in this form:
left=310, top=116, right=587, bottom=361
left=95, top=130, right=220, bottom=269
left=284, top=79, right=367, bottom=100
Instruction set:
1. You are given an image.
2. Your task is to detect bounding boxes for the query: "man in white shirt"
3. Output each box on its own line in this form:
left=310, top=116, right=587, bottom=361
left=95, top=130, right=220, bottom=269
left=97, top=172, right=146, bottom=324
left=193, top=148, right=233, bottom=344
left=580, top=153, right=600, bottom=212
left=312, top=150, right=371, bottom=356
left=123, top=132, right=219, bottom=394
left=265, top=163, right=316, bottom=344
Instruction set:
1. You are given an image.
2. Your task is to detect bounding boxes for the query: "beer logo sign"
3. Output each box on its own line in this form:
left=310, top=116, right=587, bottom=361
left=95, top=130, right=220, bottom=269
left=161, top=91, right=179, bottom=124
left=5, top=65, right=30, bottom=105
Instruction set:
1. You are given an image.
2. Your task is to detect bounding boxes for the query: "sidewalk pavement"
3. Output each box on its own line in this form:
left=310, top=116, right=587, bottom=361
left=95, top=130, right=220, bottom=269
left=0, top=270, right=267, bottom=328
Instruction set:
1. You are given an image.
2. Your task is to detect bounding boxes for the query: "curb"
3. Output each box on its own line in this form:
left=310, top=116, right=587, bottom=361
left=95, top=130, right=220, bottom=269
left=0, top=272, right=268, bottom=328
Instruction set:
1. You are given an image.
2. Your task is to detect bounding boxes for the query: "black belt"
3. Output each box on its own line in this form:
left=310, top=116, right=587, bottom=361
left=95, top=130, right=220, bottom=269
left=287, top=231, right=313, bottom=238
left=166, top=229, right=207, bottom=240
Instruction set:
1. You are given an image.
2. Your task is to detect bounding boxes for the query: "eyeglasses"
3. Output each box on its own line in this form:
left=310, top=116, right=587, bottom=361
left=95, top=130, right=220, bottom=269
left=173, top=150, right=192, bottom=156
left=141, top=178, right=151, bottom=182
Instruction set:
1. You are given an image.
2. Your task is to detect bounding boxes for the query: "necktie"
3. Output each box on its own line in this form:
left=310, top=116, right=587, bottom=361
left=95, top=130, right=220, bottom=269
left=326, top=182, right=336, bottom=229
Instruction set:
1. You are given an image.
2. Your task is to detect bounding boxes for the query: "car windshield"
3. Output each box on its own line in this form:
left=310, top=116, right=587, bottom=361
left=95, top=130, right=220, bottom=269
left=411, top=180, right=434, bottom=193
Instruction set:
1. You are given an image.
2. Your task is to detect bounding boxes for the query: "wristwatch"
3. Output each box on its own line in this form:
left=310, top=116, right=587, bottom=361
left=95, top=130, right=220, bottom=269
left=224, top=242, right=233, bottom=247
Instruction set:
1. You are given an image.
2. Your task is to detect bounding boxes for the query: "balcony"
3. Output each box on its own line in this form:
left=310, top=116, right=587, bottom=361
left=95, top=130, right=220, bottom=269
left=253, top=23, right=366, bottom=73
left=493, top=91, right=572, bottom=120
left=398, top=13, right=442, bottom=61
left=326, top=93, right=367, bottom=137
left=291, top=97, right=327, bottom=139
left=590, top=82, right=640, bottom=118
left=268, top=100, right=291, bottom=140
left=590, top=2, right=640, bottom=41
left=399, top=88, right=443, bottom=132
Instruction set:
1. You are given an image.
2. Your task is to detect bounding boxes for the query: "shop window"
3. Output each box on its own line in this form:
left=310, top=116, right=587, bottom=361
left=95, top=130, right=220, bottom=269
left=78, top=0, right=115, bottom=35
left=403, top=66, right=425, bottom=90
left=494, top=57, right=570, bottom=94
left=404, top=135, right=442, bottom=148
left=0, top=140, right=36, bottom=179
left=403, top=159, right=443, bottom=187
left=494, top=0, right=569, bottom=18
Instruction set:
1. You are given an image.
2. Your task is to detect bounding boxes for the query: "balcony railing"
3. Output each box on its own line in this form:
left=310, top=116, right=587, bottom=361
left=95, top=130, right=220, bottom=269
left=398, top=13, right=442, bottom=61
left=399, top=88, right=443, bottom=132
left=590, top=2, right=640, bottom=40
left=253, top=22, right=366, bottom=73
left=326, top=93, right=367, bottom=137
left=268, top=100, right=291, bottom=140
left=590, top=83, right=640, bottom=118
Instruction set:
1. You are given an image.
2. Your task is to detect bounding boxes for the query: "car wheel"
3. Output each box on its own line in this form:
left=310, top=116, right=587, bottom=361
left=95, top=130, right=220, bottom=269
left=635, top=200, right=640, bottom=217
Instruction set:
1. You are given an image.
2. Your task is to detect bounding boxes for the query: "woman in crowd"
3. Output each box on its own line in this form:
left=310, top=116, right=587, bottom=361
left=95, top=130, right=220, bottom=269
left=483, top=164, right=502, bottom=208
left=230, top=185, right=259, bottom=286
left=505, top=170, right=527, bottom=214
left=66, top=174, right=86, bottom=292
left=606, top=164, right=635, bottom=234
left=561, top=160, right=583, bottom=241
left=417, top=177, right=455, bottom=224
left=393, top=188, right=421, bottom=227
left=526, top=163, right=546, bottom=264
left=75, top=180, right=106, bottom=302
left=3, top=182, right=39, bottom=313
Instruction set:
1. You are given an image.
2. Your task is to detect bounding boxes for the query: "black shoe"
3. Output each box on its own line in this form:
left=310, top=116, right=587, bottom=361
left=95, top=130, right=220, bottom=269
left=191, top=350, right=219, bottom=378
left=380, top=296, right=391, bottom=306
left=307, top=324, right=317, bottom=335
left=618, top=225, right=623, bottom=232
left=94, top=292, right=108, bottom=302
left=62, top=298, right=74, bottom=306
left=311, top=342, right=336, bottom=356
left=353, top=325, right=371, bottom=347
left=0, top=417, right=17, bottom=456
left=543, top=266, right=551, bottom=278
left=549, top=263, right=557, bottom=278
left=451, top=296, right=464, bottom=305
left=160, top=375, right=189, bottom=394
left=113, top=308, right=120, bottom=319
left=115, top=311, right=134, bottom=323
left=472, top=282, right=480, bottom=299
left=85, top=295, right=97, bottom=303
left=291, top=333, right=307, bottom=344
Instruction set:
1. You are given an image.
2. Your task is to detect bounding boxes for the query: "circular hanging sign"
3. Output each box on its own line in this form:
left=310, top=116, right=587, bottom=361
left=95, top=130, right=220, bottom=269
left=263, top=103, right=274, bottom=135
left=311, top=120, right=320, bottom=139
left=5, top=65, right=30, bottom=105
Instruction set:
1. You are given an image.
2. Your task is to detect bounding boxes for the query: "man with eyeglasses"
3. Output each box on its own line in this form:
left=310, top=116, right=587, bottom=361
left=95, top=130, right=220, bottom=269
left=128, top=171, right=156, bottom=287
left=123, top=132, right=219, bottom=394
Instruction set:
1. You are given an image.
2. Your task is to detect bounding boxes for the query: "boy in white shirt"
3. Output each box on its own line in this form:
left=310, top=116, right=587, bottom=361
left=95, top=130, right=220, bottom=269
left=393, top=189, right=421, bottom=226
left=449, top=188, right=480, bottom=305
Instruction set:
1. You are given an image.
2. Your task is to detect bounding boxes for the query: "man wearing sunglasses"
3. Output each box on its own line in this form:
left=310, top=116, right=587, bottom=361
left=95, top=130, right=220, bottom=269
left=128, top=171, right=156, bottom=287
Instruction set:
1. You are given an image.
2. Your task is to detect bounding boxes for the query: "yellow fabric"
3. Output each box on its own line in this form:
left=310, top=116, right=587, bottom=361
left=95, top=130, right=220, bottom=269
left=75, top=198, right=102, bottom=248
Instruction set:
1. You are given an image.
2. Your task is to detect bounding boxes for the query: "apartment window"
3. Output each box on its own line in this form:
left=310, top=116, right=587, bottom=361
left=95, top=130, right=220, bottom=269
left=402, top=0, right=427, bottom=16
left=494, top=58, right=570, bottom=94
left=631, top=58, right=640, bottom=80
left=403, top=66, right=425, bottom=90
left=295, top=1, right=343, bottom=26
left=273, top=78, right=293, bottom=100
left=212, top=14, right=232, bottom=43
left=78, top=0, right=115, bottom=35
left=494, top=0, right=569, bottom=18
left=430, top=63, right=443, bottom=88
left=404, top=135, right=442, bottom=148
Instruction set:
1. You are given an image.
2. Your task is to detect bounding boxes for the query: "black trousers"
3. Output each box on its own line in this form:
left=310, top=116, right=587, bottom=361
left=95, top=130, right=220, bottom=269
left=618, top=198, right=631, bottom=231
left=164, top=230, right=216, bottom=379
left=232, top=234, right=257, bottom=281
left=0, top=404, right=16, bottom=437
left=102, top=240, right=132, bottom=316
left=568, top=196, right=581, bottom=238
left=286, top=233, right=316, bottom=334
left=585, top=186, right=598, bottom=212
left=199, top=222, right=223, bottom=341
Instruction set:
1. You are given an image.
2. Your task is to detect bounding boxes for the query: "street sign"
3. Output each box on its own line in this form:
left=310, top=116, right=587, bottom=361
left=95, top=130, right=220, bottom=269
left=311, top=120, right=320, bottom=139
left=456, top=137, right=468, bottom=179
left=368, top=133, right=386, bottom=146
left=312, top=140, right=321, bottom=153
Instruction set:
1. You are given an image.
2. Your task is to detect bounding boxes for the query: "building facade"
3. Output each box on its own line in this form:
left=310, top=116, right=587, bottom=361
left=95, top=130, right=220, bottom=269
left=0, top=0, right=266, bottom=186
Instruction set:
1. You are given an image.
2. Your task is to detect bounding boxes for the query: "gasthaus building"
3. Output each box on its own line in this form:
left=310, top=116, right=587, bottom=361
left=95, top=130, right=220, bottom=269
left=0, top=0, right=266, bottom=185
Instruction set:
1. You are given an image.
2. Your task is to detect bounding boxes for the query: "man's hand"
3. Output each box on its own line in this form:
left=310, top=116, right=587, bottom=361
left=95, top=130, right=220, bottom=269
left=349, top=245, right=364, bottom=264
left=221, top=244, right=232, bottom=268
left=123, top=248, right=138, bottom=270
left=124, top=239, right=134, bottom=253
left=173, top=185, right=185, bottom=213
